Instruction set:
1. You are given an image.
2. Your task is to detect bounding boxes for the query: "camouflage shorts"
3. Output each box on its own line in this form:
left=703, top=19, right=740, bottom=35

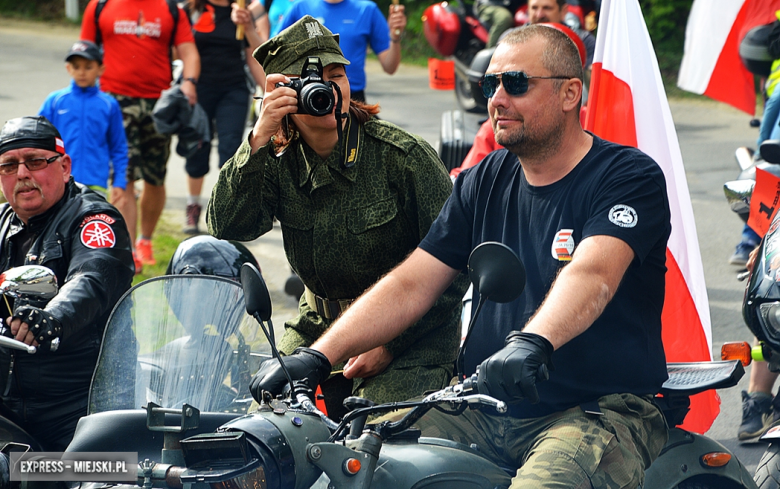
left=107, top=93, right=171, bottom=186
left=385, top=392, right=667, bottom=489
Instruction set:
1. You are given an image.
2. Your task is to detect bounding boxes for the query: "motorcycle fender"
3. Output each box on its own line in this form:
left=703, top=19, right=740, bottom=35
left=374, top=439, right=511, bottom=489
left=311, top=437, right=512, bottom=489
left=466, top=48, right=494, bottom=85
left=643, top=428, right=757, bottom=489
left=760, top=420, right=780, bottom=441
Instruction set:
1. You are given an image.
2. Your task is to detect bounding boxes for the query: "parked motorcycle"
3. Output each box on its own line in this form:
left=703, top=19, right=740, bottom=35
left=725, top=145, right=780, bottom=227
left=45, top=242, right=755, bottom=488
left=723, top=141, right=780, bottom=488
left=422, top=0, right=592, bottom=113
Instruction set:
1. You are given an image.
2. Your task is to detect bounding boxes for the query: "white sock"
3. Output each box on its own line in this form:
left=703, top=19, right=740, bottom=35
left=187, top=196, right=200, bottom=206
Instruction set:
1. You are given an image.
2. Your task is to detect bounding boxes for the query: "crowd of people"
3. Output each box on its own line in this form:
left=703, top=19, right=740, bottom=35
left=0, top=0, right=741, bottom=485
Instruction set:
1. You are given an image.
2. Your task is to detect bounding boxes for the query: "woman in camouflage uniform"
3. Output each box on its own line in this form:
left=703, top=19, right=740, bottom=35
left=207, top=16, right=467, bottom=418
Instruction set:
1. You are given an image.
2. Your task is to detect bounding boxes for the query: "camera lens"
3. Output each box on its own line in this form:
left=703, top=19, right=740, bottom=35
left=300, top=84, right=335, bottom=117
left=310, top=91, right=332, bottom=112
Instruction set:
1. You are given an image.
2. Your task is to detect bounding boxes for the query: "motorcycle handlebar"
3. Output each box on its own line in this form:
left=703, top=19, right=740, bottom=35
left=286, top=373, right=506, bottom=442
left=295, top=392, right=340, bottom=431
left=0, top=334, right=36, bottom=354
left=320, top=374, right=506, bottom=442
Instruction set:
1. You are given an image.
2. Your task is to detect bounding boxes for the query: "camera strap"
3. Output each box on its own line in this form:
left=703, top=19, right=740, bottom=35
left=342, top=115, right=360, bottom=169
left=331, top=82, right=360, bottom=170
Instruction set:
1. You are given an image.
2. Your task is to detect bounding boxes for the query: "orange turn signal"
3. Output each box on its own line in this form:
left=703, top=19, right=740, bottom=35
left=701, top=452, right=731, bottom=467
left=721, top=341, right=752, bottom=366
left=344, top=458, right=361, bottom=475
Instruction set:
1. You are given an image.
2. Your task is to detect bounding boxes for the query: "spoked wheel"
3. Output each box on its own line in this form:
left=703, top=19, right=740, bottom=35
left=756, top=442, right=780, bottom=489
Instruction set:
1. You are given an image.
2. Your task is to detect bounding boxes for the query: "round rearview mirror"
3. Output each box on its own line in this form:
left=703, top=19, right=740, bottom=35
left=240, top=263, right=272, bottom=321
left=467, top=242, right=525, bottom=303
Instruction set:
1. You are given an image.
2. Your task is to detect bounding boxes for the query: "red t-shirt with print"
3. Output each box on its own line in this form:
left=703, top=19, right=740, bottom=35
left=81, top=0, right=194, bottom=99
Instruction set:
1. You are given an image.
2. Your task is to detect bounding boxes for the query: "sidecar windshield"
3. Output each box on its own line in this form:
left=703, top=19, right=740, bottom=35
left=88, top=275, right=270, bottom=415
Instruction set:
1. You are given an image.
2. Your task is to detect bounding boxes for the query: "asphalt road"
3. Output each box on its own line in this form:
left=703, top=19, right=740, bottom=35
left=0, top=17, right=772, bottom=476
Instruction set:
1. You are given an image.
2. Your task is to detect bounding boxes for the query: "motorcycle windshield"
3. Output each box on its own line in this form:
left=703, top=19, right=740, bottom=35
left=88, top=275, right=270, bottom=415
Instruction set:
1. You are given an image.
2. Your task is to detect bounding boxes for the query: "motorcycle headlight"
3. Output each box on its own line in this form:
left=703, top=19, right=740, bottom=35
left=758, top=302, right=780, bottom=344
left=180, top=432, right=268, bottom=489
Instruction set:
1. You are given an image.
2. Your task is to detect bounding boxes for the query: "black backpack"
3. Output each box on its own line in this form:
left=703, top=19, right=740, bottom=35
left=93, top=0, right=181, bottom=50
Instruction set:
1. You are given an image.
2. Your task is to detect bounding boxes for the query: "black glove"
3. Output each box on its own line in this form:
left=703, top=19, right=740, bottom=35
left=12, top=306, right=62, bottom=352
left=477, top=331, right=554, bottom=404
left=249, top=347, right=332, bottom=401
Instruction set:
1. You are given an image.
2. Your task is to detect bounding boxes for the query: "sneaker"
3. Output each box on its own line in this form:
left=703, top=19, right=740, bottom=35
left=135, top=238, right=156, bottom=266
left=738, top=390, right=773, bottom=440
left=729, top=242, right=756, bottom=267
left=183, top=203, right=202, bottom=235
left=132, top=251, right=143, bottom=275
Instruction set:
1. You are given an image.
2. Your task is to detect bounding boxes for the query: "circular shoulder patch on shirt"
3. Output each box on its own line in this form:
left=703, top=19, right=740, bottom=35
left=80, top=219, right=117, bottom=249
left=608, top=204, right=638, bottom=228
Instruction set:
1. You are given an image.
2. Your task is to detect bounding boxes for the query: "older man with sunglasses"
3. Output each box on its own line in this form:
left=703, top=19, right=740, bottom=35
left=250, top=25, right=671, bottom=487
left=0, top=115, right=134, bottom=450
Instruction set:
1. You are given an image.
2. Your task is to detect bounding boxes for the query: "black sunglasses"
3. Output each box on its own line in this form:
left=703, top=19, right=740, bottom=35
left=0, top=155, right=61, bottom=176
left=479, top=71, right=571, bottom=98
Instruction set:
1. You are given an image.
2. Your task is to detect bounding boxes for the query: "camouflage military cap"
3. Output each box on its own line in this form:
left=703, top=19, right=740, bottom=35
left=253, top=15, right=350, bottom=76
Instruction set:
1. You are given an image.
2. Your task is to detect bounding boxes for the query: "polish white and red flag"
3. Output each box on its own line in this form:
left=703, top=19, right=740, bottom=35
left=584, top=0, right=716, bottom=433
left=678, top=0, right=780, bottom=115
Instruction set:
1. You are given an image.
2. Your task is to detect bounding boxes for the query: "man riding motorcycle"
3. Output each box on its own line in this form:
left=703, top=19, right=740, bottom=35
left=0, top=116, right=134, bottom=450
left=250, top=24, right=671, bottom=487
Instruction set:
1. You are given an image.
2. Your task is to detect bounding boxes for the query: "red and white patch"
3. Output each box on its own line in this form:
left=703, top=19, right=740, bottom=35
left=551, top=229, right=575, bottom=261
left=55, top=137, right=65, bottom=155
left=79, top=213, right=116, bottom=227
left=80, top=221, right=116, bottom=249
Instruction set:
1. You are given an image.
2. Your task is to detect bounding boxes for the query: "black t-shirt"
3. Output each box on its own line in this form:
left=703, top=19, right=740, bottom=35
left=190, top=1, right=249, bottom=88
left=419, top=135, right=671, bottom=418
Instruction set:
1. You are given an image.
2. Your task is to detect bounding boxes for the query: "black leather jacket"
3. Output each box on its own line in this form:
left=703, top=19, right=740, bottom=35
left=0, top=179, right=134, bottom=450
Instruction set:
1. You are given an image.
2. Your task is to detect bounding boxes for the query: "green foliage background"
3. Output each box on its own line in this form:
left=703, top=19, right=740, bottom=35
left=638, top=0, right=694, bottom=84
left=1, top=0, right=696, bottom=85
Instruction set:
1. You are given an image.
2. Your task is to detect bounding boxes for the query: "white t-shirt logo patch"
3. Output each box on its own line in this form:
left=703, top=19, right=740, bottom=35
left=551, top=229, right=575, bottom=261
left=609, top=205, right=638, bottom=228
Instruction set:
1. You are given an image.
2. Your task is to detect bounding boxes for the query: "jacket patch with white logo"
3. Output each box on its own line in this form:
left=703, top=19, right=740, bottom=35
left=79, top=214, right=117, bottom=249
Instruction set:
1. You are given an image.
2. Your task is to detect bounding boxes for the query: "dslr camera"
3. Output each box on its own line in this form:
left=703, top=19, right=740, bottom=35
left=276, top=57, right=335, bottom=117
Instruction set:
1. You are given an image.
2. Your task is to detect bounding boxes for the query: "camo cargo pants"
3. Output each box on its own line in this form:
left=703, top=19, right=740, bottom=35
left=107, top=93, right=171, bottom=186
left=408, top=392, right=667, bottom=488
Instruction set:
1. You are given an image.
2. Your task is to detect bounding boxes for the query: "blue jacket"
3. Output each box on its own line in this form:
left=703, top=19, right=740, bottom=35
left=39, top=80, right=128, bottom=191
